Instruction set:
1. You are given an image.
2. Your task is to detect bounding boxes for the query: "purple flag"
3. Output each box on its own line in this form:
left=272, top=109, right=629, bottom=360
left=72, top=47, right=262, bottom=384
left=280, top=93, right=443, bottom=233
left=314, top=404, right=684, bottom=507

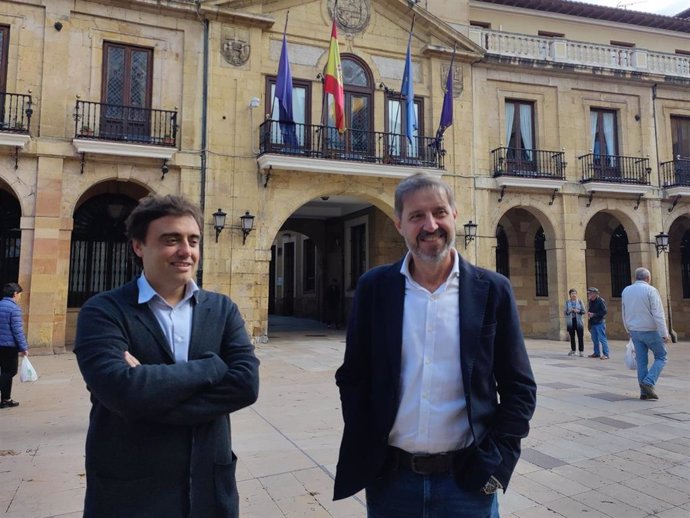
left=438, top=64, right=453, bottom=135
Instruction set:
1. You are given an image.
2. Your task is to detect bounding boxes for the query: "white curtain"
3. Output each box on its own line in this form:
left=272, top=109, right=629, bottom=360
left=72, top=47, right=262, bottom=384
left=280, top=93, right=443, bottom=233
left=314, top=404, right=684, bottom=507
left=505, top=102, right=515, bottom=147
left=603, top=112, right=615, bottom=165
left=590, top=111, right=598, bottom=153
left=519, top=104, right=533, bottom=160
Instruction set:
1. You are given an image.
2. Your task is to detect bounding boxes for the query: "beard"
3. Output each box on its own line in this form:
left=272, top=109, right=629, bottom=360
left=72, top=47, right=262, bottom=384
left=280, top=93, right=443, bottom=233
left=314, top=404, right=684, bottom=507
left=405, top=228, right=455, bottom=264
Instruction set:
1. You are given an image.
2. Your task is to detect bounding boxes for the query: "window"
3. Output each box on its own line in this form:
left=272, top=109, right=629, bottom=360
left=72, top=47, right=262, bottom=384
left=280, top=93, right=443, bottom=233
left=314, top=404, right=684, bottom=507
left=266, top=77, right=311, bottom=148
left=0, top=189, right=20, bottom=287
left=326, top=55, right=373, bottom=157
left=671, top=116, right=690, bottom=158
left=591, top=109, right=618, bottom=159
left=302, top=238, right=316, bottom=292
left=505, top=100, right=535, bottom=172
left=681, top=230, right=690, bottom=299
left=0, top=25, right=8, bottom=93
left=534, top=227, right=548, bottom=297
left=496, top=225, right=509, bottom=278
left=345, top=215, right=368, bottom=291
left=68, top=194, right=141, bottom=307
left=538, top=30, right=565, bottom=38
left=101, top=42, right=153, bottom=141
left=386, top=94, right=423, bottom=161
left=610, top=224, right=630, bottom=298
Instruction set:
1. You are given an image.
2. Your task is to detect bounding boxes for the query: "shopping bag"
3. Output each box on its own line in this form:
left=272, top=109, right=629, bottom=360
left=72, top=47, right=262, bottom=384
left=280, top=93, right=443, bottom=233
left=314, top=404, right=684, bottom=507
left=624, top=340, right=636, bottom=370
left=19, top=356, right=38, bottom=382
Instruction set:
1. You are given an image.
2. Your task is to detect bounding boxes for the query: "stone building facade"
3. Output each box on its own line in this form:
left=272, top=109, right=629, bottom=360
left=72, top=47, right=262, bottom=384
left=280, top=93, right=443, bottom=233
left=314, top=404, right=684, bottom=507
left=1, top=0, right=688, bottom=353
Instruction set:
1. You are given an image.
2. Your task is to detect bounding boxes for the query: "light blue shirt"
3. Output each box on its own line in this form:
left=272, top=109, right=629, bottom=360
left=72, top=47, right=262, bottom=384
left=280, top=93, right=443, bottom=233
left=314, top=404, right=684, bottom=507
left=137, top=274, right=198, bottom=363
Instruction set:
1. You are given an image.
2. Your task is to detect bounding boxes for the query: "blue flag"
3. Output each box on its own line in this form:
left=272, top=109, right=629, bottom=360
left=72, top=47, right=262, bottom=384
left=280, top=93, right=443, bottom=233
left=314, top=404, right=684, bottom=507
left=275, top=31, right=297, bottom=148
left=401, top=35, right=417, bottom=145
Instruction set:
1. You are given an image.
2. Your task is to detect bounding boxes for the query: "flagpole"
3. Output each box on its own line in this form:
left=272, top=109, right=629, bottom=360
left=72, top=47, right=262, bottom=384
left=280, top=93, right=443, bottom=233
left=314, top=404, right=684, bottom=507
left=434, top=44, right=456, bottom=158
left=270, top=12, right=290, bottom=123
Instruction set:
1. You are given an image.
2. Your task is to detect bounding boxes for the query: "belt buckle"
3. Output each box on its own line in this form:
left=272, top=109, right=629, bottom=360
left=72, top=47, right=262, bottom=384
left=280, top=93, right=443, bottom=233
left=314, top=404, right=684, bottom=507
left=410, top=453, right=433, bottom=475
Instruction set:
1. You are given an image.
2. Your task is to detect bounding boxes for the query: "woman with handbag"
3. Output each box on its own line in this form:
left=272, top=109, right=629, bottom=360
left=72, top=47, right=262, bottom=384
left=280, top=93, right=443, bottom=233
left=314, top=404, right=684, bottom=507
left=0, top=283, right=29, bottom=408
left=563, top=289, right=586, bottom=356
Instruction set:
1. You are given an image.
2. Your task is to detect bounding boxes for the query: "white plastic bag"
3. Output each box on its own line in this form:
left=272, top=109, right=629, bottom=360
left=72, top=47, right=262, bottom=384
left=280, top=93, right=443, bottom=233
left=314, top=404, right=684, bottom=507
left=19, top=356, right=38, bottom=382
left=624, top=339, right=636, bottom=370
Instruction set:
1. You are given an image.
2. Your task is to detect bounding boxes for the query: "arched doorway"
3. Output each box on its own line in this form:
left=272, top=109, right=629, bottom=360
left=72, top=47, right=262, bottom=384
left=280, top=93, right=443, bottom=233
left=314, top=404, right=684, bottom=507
left=268, top=194, right=404, bottom=332
left=667, top=215, right=690, bottom=340
left=495, top=207, right=558, bottom=338
left=584, top=212, right=641, bottom=338
left=0, top=188, right=21, bottom=286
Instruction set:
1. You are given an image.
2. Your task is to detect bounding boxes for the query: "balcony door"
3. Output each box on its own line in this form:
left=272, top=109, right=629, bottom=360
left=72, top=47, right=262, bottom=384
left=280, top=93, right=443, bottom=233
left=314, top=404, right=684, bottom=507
left=101, top=42, right=153, bottom=142
left=590, top=109, right=619, bottom=179
left=386, top=95, right=423, bottom=163
left=671, top=116, right=690, bottom=183
left=0, top=26, right=9, bottom=125
left=505, top=100, right=535, bottom=174
left=326, top=55, right=373, bottom=159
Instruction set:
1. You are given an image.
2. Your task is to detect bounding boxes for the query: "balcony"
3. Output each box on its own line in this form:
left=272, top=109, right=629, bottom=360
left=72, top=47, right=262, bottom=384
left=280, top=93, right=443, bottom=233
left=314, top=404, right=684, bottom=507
left=0, top=91, right=33, bottom=149
left=660, top=156, right=690, bottom=199
left=578, top=153, right=653, bottom=205
left=257, top=119, right=444, bottom=180
left=490, top=147, right=567, bottom=199
left=72, top=100, right=178, bottom=160
left=469, top=28, right=690, bottom=79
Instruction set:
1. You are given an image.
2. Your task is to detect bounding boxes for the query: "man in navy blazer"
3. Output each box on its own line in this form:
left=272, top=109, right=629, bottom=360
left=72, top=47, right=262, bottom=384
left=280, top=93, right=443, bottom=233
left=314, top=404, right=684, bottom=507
left=334, top=174, right=536, bottom=517
left=74, top=195, right=259, bottom=518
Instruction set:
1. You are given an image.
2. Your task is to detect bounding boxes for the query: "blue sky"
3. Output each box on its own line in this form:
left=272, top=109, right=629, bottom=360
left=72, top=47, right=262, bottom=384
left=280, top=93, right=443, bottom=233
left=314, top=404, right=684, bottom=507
left=584, top=0, right=687, bottom=16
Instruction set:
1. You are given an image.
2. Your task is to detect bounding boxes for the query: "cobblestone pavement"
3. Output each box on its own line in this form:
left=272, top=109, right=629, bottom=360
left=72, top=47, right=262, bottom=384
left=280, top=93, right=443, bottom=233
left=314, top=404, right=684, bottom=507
left=1, top=327, right=688, bottom=517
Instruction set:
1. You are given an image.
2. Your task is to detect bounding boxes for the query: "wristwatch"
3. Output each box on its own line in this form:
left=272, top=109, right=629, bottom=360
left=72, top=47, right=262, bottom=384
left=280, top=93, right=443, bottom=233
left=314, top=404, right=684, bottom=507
left=480, top=475, right=503, bottom=495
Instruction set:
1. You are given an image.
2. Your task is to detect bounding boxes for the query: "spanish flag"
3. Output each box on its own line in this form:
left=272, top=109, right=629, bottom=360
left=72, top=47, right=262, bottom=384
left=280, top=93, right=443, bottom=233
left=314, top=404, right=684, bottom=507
left=324, top=20, right=345, bottom=133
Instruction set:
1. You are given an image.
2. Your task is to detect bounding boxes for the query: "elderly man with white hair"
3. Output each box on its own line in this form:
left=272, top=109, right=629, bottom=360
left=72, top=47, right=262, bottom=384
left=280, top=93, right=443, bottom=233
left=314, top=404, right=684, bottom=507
left=621, top=267, right=670, bottom=401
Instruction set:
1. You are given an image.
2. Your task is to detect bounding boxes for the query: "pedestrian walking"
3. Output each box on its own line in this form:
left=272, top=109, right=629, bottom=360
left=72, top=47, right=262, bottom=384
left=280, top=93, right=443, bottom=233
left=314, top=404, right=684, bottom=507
left=0, top=282, right=29, bottom=408
left=622, top=267, right=670, bottom=400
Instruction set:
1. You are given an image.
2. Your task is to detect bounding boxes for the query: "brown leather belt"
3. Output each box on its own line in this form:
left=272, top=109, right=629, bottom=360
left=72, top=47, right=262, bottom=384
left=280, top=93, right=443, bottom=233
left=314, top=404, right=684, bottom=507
left=388, top=446, right=466, bottom=475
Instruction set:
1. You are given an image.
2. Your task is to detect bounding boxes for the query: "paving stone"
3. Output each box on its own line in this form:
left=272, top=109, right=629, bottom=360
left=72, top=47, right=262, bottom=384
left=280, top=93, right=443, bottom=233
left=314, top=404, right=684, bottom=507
left=2, top=334, right=689, bottom=517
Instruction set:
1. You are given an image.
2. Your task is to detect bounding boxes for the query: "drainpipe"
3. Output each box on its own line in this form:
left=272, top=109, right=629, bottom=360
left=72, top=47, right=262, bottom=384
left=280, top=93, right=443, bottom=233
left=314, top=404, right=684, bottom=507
left=196, top=6, right=210, bottom=287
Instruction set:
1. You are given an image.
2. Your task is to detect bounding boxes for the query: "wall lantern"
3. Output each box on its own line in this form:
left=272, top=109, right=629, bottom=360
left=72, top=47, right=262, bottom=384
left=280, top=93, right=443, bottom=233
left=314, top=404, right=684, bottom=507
left=655, top=231, right=669, bottom=257
left=464, top=220, right=478, bottom=249
left=213, top=208, right=227, bottom=243
left=240, top=210, right=255, bottom=245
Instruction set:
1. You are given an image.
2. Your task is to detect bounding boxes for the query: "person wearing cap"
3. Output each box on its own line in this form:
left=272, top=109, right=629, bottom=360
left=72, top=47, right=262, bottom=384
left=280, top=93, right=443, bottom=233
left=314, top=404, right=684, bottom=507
left=586, top=287, right=609, bottom=359
left=621, top=267, right=670, bottom=400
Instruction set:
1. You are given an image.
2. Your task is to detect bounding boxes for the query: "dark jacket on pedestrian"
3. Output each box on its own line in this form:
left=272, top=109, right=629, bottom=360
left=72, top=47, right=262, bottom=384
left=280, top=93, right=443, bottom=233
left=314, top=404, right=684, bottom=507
left=74, top=280, right=259, bottom=518
left=0, top=297, right=29, bottom=351
left=588, top=296, right=607, bottom=326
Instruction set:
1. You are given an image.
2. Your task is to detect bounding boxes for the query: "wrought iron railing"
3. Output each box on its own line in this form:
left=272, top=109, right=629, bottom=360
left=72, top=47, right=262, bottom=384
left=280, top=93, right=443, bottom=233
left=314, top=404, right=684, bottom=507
left=491, top=147, right=566, bottom=179
left=74, top=100, right=177, bottom=146
left=258, top=119, right=444, bottom=169
left=660, top=157, right=690, bottom=187
left=578, top=153, right=651, bottom=184
left=0, top=92, right=33, bottom=133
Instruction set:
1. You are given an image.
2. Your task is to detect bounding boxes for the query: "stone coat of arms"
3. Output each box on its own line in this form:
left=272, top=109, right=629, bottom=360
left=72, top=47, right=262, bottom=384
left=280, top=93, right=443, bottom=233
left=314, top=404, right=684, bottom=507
left=222, top=28, right=251, bottom=66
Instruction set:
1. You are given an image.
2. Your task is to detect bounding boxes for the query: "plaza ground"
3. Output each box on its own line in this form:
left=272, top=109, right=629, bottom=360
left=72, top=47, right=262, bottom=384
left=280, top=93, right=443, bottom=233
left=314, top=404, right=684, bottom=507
left=1, top=319, right=689, bottom=517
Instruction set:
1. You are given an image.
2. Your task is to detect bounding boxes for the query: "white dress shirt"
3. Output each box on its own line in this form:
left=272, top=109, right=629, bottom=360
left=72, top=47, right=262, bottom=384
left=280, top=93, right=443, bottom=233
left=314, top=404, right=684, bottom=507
left=621, top=280, right=668, bottom=336
left=388, top=250, right=472, bottom=454
left=137, top=274, right=198, bottom=363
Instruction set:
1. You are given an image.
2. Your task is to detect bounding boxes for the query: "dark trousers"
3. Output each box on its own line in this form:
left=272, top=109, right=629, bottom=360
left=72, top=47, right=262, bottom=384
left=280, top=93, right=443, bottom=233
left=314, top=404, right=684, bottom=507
left=0, top=347, right=19, bottom=400
left=568, top=324, right=584, bottom=352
